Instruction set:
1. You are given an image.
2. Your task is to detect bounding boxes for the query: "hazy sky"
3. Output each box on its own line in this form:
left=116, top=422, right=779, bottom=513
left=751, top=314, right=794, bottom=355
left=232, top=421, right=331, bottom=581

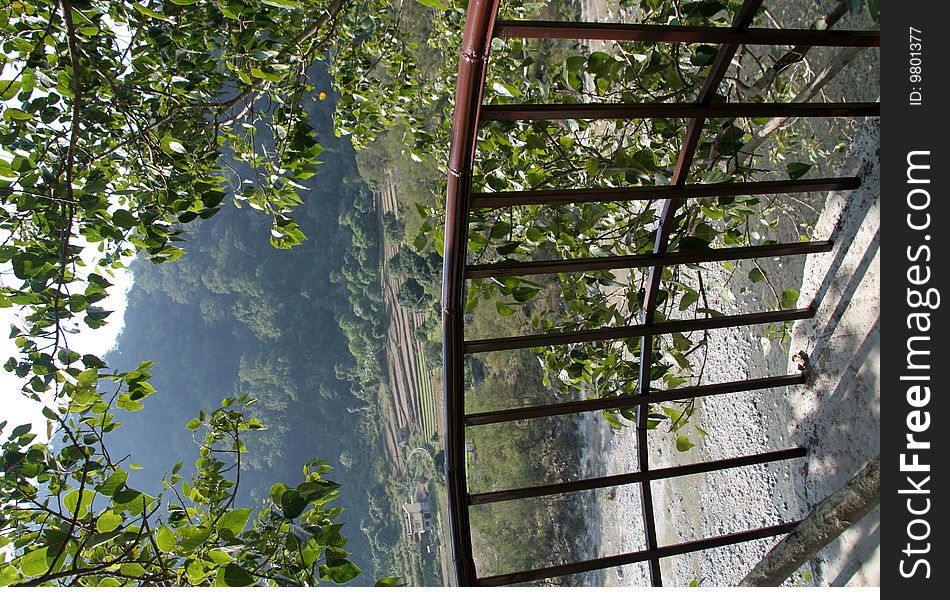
left=1, top=21, right=137, bottom=444
left=0, top=264, right=133, bottom=443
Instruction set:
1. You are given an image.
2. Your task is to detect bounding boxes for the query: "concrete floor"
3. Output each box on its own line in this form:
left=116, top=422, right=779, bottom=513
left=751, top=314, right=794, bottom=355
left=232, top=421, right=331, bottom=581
left=785, top=118, right=880, bottom=586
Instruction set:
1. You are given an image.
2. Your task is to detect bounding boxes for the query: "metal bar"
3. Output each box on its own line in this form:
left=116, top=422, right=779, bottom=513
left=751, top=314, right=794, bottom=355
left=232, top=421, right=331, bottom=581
left=465, top=373, right=805, bottom=426
left=466, top=240, right=832, bottom=279
left=471, top=176, right=860, bottom=209
left=635, top=380, right=662, bottom=585
left=494, top=21, right=880, bottom=47
left=470, top=447, right=806, bottom=505
left=465, top=307, right=813, bottom=354
left=480, top=102, right=879, bottom=122
left=476, top=521, right=802, bottom=586
left=634, top=2, right=765, bottom=583
left=635, top=0, right=767, bottom=446
left=442, top=0, right=502, bottom=587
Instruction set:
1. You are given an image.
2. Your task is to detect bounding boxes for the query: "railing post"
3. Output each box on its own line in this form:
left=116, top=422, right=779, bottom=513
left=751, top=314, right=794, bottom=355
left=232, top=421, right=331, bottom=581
left=442, top=0, right=501, bottom=586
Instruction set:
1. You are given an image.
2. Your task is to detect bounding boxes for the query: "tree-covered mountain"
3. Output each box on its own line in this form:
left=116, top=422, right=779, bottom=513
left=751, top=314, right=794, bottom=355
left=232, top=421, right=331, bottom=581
left=104, top=63, right=401, bottom=582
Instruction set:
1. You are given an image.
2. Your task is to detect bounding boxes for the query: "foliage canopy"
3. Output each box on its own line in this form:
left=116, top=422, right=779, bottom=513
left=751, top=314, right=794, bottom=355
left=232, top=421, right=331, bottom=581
left=0, top=0, right=879, bottom=585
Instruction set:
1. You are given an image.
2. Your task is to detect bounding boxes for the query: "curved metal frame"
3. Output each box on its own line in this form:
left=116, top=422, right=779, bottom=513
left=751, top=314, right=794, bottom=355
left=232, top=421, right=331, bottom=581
left=441, top=0, right=879, bottom=586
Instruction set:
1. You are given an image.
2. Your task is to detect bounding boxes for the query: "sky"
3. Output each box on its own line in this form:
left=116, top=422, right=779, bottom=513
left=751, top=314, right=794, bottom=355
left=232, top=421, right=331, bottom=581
left=1, top=26, right=135, bottom=444
left=0, top=261, right=134, bottom=444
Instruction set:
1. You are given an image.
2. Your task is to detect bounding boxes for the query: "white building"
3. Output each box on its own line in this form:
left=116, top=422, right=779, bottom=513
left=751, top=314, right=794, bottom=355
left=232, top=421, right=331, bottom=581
left=402, top=492, right=433, bottom=536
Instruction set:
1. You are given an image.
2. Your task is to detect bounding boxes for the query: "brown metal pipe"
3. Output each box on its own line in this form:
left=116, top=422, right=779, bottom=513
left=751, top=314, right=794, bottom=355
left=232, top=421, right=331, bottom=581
left=476, top=521, right=801, bottom=586
left=464, top=373, right=806, bottom=426
left=466, top=240, right=832, bottom=278
left=494, top=21, right=880, bottom=47
left=631, top=3, right=766, bottom=582
left=469, top=447, right=807, bottom=504
left=465, top=307, right=814, bottom=354
left=471, top=176, right=860, bottom=209
left=442, top=0, right=502, bottom=587
left=480, top=101, right=880, bottom=122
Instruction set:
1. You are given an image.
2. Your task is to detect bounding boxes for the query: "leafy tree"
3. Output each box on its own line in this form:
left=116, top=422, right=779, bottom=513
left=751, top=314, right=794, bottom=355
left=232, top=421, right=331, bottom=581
left=0, top=0, right=410, bottom=586
left=381, top=212, right=404, bottom=243
left=0, top=0, right=878, bottom=584
left=0, top=384, right=370, bottom=586
left=395, top=278, right=426, bottom=312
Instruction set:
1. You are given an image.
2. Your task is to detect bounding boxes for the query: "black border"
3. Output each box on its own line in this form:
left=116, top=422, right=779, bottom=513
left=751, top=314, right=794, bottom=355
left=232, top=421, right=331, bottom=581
left=882, top=1, right=950, bottom=592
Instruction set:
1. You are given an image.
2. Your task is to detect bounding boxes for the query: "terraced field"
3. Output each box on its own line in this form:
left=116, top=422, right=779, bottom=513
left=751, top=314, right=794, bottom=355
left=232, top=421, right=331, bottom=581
left=378, top=176, right=441, bottom=456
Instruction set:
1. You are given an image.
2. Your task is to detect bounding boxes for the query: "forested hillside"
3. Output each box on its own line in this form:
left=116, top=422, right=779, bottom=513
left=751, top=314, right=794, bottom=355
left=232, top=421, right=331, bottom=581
left=104, top=64, right=401, bottom=582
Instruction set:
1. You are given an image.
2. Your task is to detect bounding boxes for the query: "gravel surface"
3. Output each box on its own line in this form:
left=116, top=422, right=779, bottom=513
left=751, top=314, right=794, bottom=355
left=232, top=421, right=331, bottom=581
left=579, top=118, right=879, bottom=588
left=572, top=0, right=880, bottom=587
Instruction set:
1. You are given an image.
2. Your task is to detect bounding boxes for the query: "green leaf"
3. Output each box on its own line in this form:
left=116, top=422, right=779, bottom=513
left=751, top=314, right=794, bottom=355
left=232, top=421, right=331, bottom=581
left=690, top=0, right=726, bottom=17
left=3, top=108, right=33, bottom=121
left=219, top=563, right=255, bottom=586
left=690, top=45, right=718, bottom=66
left=19, top=547, right=49, bottom=577
left=413, top=0, right=449, bottom=9
left=488, top=221, right=511, bottom=239
left=81, top=354, right=108, bottom=369
left=98, top=577, right=121, bottom=587
left=781, top=288, right=800, bottom=309
left=602, top=410, right=627, bottom=429
left=96, top=510, right=123, bottom=533
left=77, top=367, right=99, bottom=387
left=217, top=508, right=252, bottom=538
left=208, top=550, right=234, bottom=565
left=168, top=0, right=200, bottom=5
left=511, top=286, right=540, bottom=303
left=10, top=423, right=31, bottom=438
left=119, top=562, right=146, bottom=578
left=177, top=525, right=212, bottom=553
left=748, top=268, right=765, bottom=283
left=0, top=564, right=19, bottom=586
left=185, top=417, right=201, bottom=431
left=678, top=290, right=699, bottom=311
left=161, top=136, right=187, bottom=155
left=496, top=241, right=520, bottom=255
left=269, top=483, right=289, bottom=506
left=0, top=80, right=21, bottom=101
left=491, top=81, right=519, bottom=98
left=785, top=162, right=812, bottom=180
left=495, top=302, right=515, bottom=317
left=156, top=526, right=176, bottom=552
left=675, top=435, right=695, bottom=452
left=111, top=209, right=138, bottom=229
left=132, top=3, right=174, bottom=21
left=375, top=577, right=405, bottom=586
left=320, top=559, right=363, bottom=584
left=465, top=283, right=479, bottom=311
left=280, top=489, right=308, bottom=519
left=677, top=236, right=711, bottom=251
left=63, top=488, right=96, bottom=518
left=97, top=469, right=128, bottom=497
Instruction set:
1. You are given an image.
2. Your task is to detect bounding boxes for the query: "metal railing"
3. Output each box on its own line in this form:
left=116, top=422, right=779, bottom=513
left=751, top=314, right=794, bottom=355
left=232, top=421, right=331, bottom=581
left=441, top=0, right=879, bottom=586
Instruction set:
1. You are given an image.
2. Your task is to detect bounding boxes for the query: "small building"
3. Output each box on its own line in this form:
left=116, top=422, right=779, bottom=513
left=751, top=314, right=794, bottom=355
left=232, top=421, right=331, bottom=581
left=402, top=499, right=433, bottom=537
left=402, top=489, right=433, bottom=537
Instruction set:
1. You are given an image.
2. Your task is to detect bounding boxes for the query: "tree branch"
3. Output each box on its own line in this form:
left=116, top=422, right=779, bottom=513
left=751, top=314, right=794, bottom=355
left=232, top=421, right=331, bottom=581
left=740, top=456, right=881, bottom=586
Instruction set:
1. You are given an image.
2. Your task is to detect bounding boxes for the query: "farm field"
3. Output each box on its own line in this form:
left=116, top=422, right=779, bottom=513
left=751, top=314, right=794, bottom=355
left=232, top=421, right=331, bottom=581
left=378, top=176, right=441, bottom=452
